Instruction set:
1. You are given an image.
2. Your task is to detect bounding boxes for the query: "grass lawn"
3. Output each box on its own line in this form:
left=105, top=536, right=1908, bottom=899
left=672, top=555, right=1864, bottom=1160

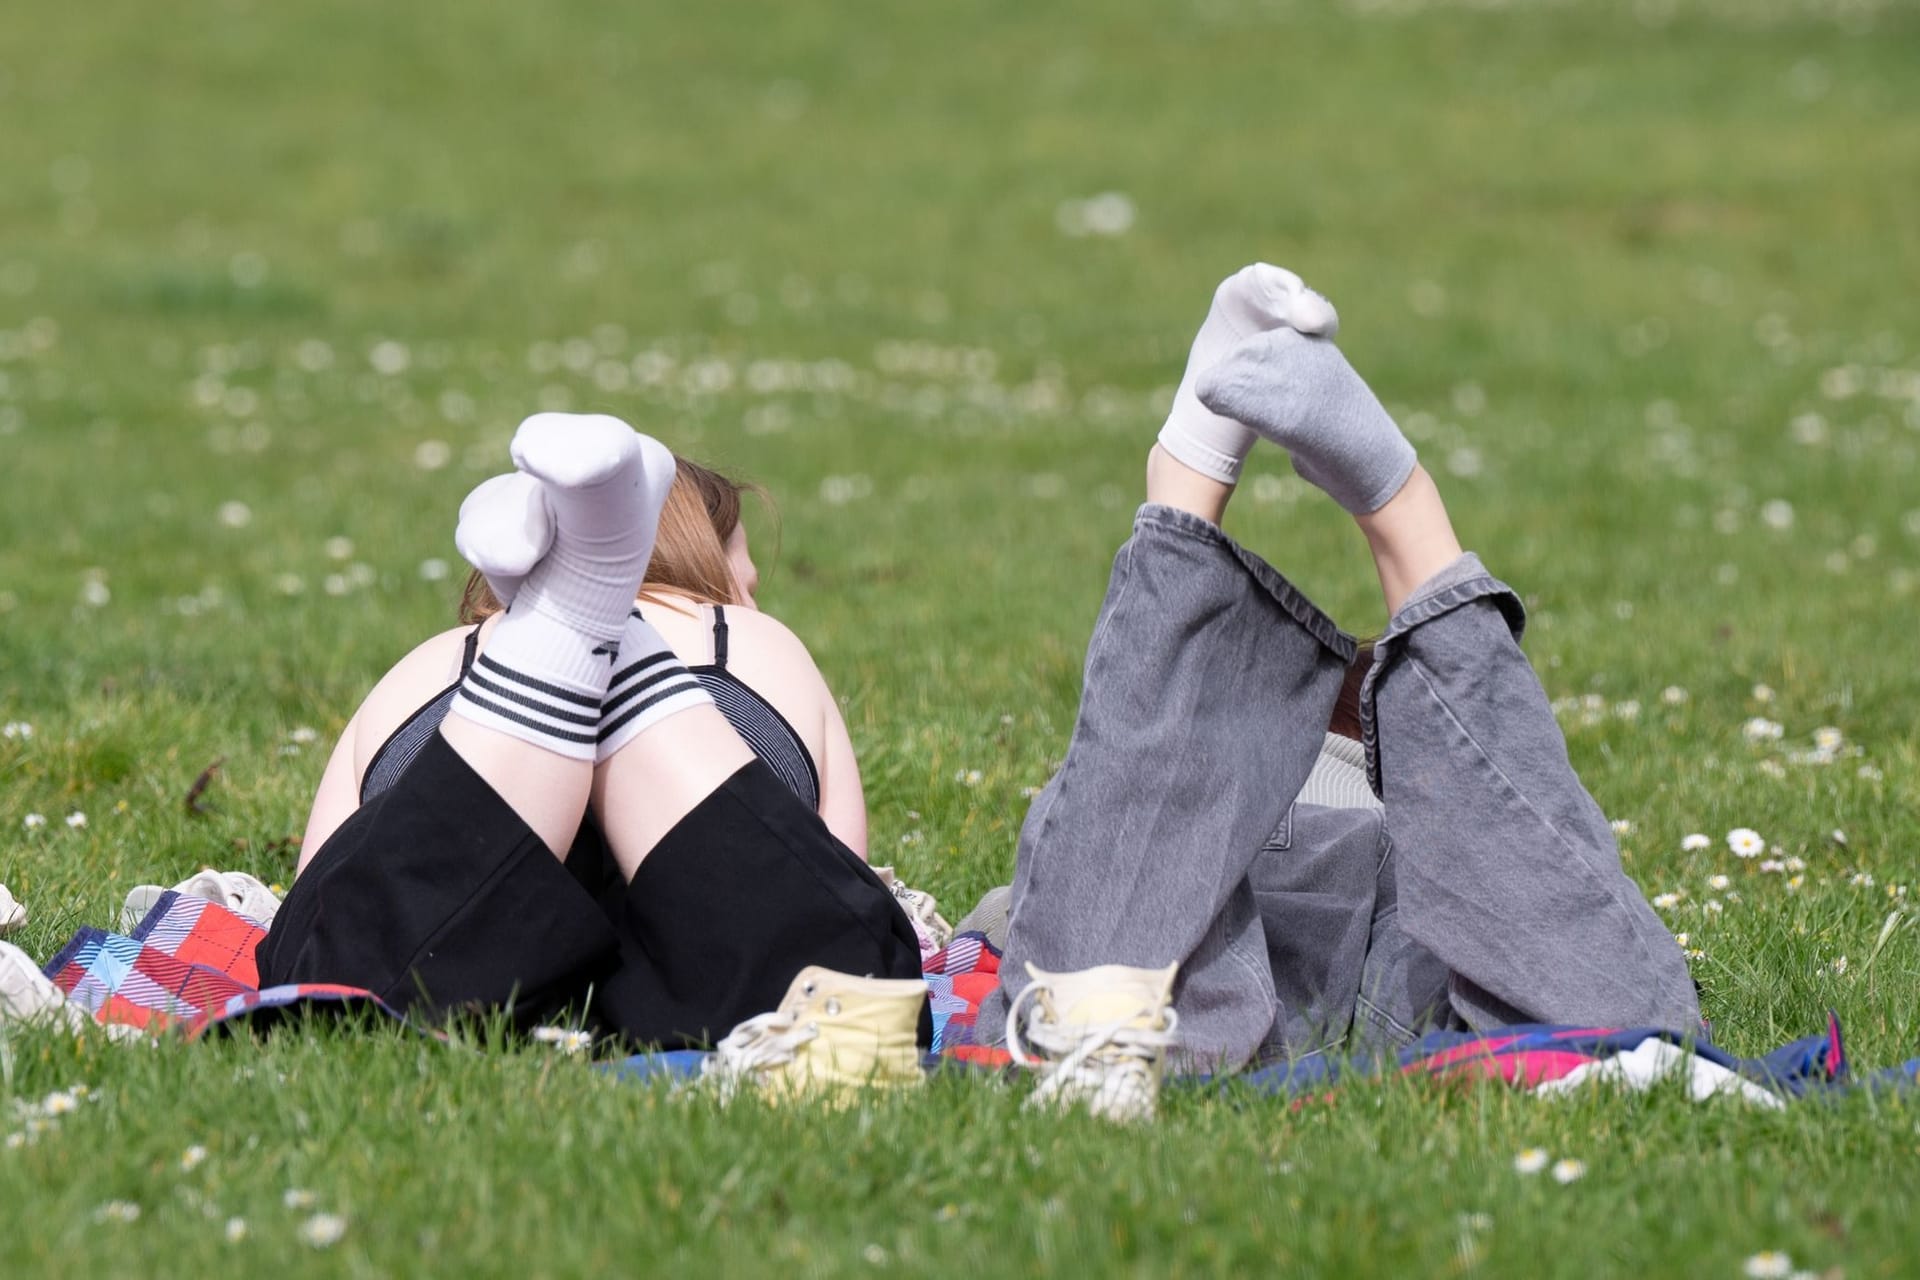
left=3, top=0, right=1918, bottom=1273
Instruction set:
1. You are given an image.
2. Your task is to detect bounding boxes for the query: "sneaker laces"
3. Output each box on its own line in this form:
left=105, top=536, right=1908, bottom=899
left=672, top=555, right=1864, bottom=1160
left=700, top=1009, right=819, bottom=1102
left=1005, top=980, right=1179, bottom=1121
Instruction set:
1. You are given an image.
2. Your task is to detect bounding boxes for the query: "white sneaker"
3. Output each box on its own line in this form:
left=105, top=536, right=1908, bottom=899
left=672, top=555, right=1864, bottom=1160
left=1007, top=961, right=1180, bottom=1124
left=701, top=965, right=927, bottom=1104
left=0, top=884, right=25, bottom=938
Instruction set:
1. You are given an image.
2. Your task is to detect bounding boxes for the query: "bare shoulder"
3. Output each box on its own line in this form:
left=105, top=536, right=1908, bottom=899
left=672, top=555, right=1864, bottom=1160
left=719, top=606, right=827, bottom=681
left=346, top=622, right=488, bottom=776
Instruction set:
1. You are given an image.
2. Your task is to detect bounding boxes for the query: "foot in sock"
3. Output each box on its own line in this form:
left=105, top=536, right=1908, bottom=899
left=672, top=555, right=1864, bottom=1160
left=454, top=472, right=552, bottom=609
left=1157, top=263, right=1341, bottom=486
left=1196, top=328, right=1417, bottom=515
left=597, top=608, right=714, bottom=763
left=450, top=413, right=676, bottom=759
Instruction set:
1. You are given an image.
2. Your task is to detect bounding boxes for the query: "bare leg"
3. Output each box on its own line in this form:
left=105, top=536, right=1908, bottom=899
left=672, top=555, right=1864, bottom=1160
left=591, top=706, right=755, bottom=878
left=1145, top=442, right=1235, bottom=527
left=1353, top=465, right=1463, bottom=615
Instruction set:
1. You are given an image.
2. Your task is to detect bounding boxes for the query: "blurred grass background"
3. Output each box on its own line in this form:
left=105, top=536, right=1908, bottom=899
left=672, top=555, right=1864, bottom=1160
left=2, top=0, right=1917, bottom=1274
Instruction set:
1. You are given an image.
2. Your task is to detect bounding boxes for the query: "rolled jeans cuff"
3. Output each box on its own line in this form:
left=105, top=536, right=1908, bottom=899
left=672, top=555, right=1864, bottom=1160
left=1358, top=552, right=1527, bottom=796
left=1132, top=503, right=1358, bottom=664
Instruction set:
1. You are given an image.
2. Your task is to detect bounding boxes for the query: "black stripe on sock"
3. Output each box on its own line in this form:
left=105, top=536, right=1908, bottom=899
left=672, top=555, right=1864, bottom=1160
left=607, top=648, right=678, bottom=689
left=454, top=689, right=601, bottom=745
left=463, top=669, right=602, bottom=728
left=597, top=678, right=707, bottom=742
left=603, top=663, right=701, bottom=717
left=474, top=653, right=603, bottom=709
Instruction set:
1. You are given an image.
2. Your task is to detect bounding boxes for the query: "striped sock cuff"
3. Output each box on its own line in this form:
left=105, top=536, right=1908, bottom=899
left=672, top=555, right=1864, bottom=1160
left=449, top=652, right=605, bottom=760
left=597, top=646, right=713, bottom=763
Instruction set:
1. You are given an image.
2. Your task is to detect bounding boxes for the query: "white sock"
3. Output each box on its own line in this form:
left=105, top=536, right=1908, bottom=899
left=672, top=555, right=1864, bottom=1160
left=1157, top=263, right=1340, bottom=485
left=450, top=414, right=675, bottom=759
left=596, top=610, right=716, bottom=763
left=1196, top=329, right=1417, bottom=515
left=453, top=472, right=552, bottom=609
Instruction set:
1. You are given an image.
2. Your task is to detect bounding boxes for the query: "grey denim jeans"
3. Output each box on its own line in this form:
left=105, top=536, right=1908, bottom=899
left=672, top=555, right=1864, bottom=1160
left=973, top=504, right=1703, bottom=1071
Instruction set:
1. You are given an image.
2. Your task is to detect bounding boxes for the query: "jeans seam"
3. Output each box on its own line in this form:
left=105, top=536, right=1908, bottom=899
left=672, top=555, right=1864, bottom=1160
left=1396, top=655, right=1666, bottom=1004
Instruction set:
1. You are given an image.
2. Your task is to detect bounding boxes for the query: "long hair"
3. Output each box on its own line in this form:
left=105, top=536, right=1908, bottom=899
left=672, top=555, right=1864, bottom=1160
left=457, top=457, right=765, bottom=623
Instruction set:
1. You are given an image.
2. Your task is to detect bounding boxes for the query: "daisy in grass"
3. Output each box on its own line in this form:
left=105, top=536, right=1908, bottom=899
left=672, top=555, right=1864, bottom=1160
left=1681, top=833, right=1711, bottom=852
left=1513, top=1148, right=1550, bottom=1175
left=298, top=1213, right=348, bottom=1248
left=1727, top=829, right=1765, bottom=858
left=1550, top=1159, right=1586, bottom=1184
left=1743, top=1251, right=1793, bottom=1279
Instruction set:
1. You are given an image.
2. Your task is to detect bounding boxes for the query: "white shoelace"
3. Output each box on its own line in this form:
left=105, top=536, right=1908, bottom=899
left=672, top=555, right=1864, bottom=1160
left=700, top=1009, right=820, bottom=1101
left=1005, top=982, right=1179, bottom=1122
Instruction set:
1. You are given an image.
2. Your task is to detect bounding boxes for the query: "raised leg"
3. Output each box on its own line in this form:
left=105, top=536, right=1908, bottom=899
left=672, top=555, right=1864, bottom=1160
left=973, top=445, right=1358, bottom=1071
left=1357, top=503, right=1704, bottom=1034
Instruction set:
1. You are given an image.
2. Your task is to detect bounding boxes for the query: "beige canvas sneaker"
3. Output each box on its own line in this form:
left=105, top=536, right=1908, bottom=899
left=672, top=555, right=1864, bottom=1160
left=701, top=965, right=927, bottom=1104
left=1007, top=961, right=1180, bottom=1124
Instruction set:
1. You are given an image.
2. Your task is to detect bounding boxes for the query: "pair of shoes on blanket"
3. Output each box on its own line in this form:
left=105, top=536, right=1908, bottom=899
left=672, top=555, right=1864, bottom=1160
left=700, top=957, right=1181, bottom=1125
left=121, top=869, right=281, bottom=932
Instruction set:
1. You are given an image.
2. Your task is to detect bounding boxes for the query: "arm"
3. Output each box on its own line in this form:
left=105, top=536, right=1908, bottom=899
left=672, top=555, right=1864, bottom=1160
left=816, top=681, right=869, bottom=859
left=296, top=713, right=364, bottom=876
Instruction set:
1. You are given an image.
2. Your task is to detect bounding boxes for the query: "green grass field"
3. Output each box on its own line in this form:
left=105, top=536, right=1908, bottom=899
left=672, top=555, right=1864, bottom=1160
left=4, top=0, right=1919, bottom=1273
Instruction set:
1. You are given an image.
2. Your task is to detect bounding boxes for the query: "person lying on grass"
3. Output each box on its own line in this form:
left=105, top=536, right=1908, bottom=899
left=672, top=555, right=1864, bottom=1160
left=258, top=417, right=928, bottom=1050
left=956, top=263, right=1704, bottom=1120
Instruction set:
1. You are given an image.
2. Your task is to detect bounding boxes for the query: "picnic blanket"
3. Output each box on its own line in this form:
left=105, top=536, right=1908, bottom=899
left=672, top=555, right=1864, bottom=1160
left=28, top=900, right=1919, bottom=1100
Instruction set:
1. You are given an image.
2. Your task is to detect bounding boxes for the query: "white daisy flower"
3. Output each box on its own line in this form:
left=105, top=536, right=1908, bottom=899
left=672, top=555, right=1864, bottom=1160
left=1784, top=857, right=1806, bottom=872
left=65, top=811, right=87, bottom=829
left=95, top=1201, right=141, bottom=1224
left=1849, top=872, right=1876, bottom=889
left=1703, top=899, right=1725, bottom=915
left=1708, top=875, right=1731, bottom=891
left=1813, top=726, right=1843, bottom=751
left=1744, top=1252, right=1793, bottom=1278
left=1512, top=1148, right=1549, bottom=1175
left=1681, top=833, right=1711, bottom=852
left=1610, top=819, right=1633, bottom=836
left=1550, top=1158, right=1586, bottom=1184
left=1661, top=686, right=1689, bottom=705
left=1727, top=829, right=1765, bottom=858
left=1828, top=956, right=1848, bottom=975
left=1751, top=683, right=1776, bottom=703
left=1653, top=892, right=1684, bottom=910
left=282, top=1188, right=317, bottom=1210
left=224, top=1217, right=248, bottom=1243
left=530, top=1026, right=593, bottom=1055
left=1742, top=717, right=1784, bottom=743
left=0, top=721, right=30, bottom=739
left=1759, top=860, right=1785, bottom=874
left=1673, top=933, right=1690, bottom=948
left=298, top=1213, right=348, bottom=1248
left=180, top=1145, right=208, bottom=1172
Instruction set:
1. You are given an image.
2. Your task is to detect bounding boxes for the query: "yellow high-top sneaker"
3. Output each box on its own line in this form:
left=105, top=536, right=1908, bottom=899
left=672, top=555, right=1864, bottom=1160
left=702, top=966, right=927, bottom=1103
left=1007, top=961, right=1180, bottom=1124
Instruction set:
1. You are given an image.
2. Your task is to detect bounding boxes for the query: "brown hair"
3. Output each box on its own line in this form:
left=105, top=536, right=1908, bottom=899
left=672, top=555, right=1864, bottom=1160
left=458, top=456, right=765, bottom=623
left=1328, top=638, right=1374, bottom=741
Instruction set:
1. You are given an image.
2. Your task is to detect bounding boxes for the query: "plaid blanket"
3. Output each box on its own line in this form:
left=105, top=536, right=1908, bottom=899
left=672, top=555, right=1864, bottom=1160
left=36, top=902, right=1917, bottom=1099
left=43, top=891, right=404, bottom=1040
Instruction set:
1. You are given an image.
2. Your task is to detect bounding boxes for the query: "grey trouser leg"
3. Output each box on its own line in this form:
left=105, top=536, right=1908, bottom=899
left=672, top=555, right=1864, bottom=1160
left=972, top=504, right=1355, bottom=1070
left=1358, top=554, right=1705, bottom=1037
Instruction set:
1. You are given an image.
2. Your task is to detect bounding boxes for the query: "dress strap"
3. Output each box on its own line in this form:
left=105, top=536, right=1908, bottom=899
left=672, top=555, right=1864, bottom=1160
left=460, top=624, right=482, bottom=674
left=711, top=605, right=730, bottom=669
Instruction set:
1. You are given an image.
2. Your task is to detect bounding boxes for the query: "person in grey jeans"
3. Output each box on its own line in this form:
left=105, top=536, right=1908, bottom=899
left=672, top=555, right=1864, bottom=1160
left=974, top=266, right=1704, bottom=1073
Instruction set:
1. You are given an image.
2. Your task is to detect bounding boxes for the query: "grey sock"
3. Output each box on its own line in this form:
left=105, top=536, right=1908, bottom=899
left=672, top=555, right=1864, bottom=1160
left=1196, top=329, right=1417, bottom=514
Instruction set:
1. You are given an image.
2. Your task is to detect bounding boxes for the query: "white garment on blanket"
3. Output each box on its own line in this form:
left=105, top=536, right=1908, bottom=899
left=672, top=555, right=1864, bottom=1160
left=1531, top=1038, right=1786, bottom=1110
left=0, top=884, right=24, bottom=938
